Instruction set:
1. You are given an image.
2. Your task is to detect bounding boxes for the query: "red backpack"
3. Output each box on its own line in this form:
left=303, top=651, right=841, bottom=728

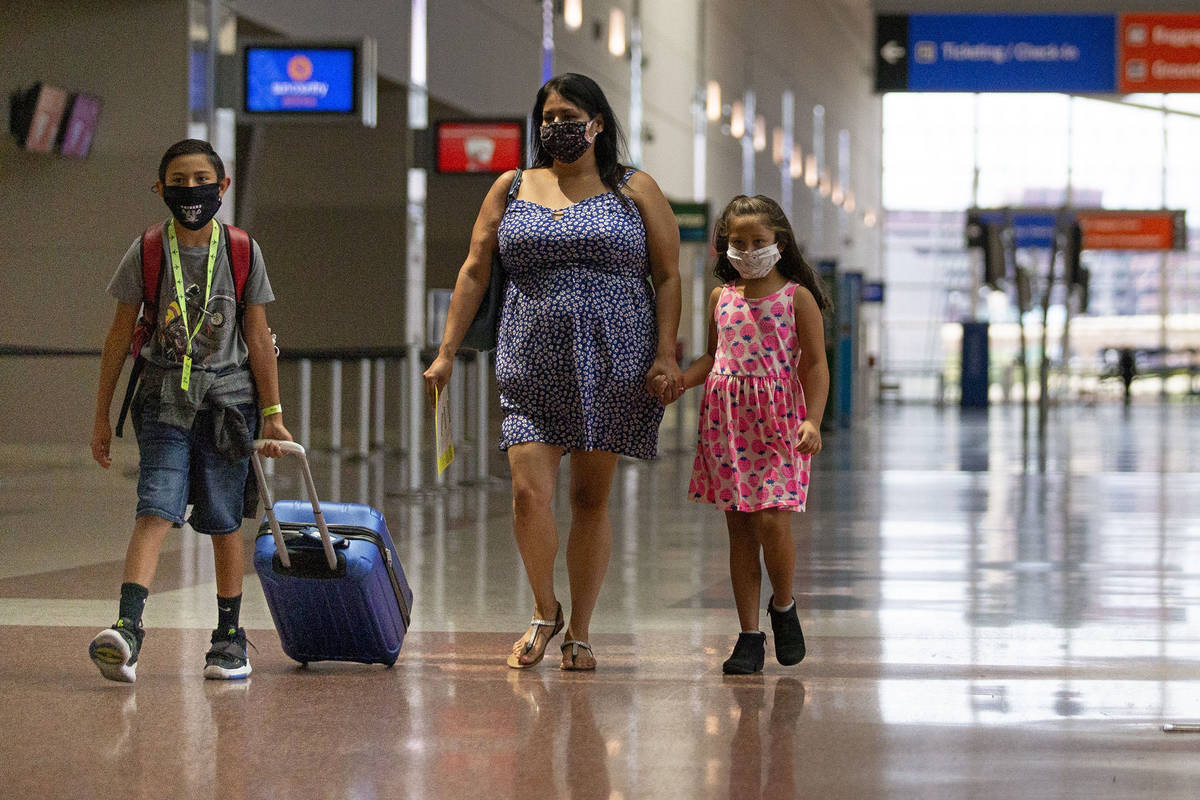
left=115, top=222, right=254, bottom=436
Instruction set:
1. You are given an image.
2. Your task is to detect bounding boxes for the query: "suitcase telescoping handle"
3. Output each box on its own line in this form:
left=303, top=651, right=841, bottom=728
left=251, top=439, right=337, bottom=571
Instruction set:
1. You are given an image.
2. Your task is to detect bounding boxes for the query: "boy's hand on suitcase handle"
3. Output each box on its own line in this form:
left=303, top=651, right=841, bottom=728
left=256, top=423, right=294, bottom=458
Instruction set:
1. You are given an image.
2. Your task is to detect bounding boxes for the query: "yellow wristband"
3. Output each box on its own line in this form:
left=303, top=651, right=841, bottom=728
left=261, top=404, right=282, bottom=417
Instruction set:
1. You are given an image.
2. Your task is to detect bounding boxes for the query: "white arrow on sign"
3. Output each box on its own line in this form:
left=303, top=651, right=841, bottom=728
left=881, top=40, right=906, bottom=65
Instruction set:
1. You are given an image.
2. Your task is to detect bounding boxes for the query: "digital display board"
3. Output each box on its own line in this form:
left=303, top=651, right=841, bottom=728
left=240, top=39, right=377, bottom=126
left=245, top=47, right=356, bottom=112
left=21, top=84, right=69, bottom=153
left=57, top=93, right=102, bottom=158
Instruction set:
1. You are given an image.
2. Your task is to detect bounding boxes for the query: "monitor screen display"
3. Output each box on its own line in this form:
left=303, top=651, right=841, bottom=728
left=57, top=93, right=102, bottom=158
left=24, top=84, right=69, bottom=153
left=436, top=120, right=524, bottom=173
left=244, top=46, right=357, bottom=113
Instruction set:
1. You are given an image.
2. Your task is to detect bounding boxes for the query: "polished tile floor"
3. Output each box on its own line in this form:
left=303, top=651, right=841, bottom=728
left=3, top=400, right=1200, bottom=798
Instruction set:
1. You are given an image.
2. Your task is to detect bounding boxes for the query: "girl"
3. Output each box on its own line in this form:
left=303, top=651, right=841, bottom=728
left=682, top=195, right=830, bottom=674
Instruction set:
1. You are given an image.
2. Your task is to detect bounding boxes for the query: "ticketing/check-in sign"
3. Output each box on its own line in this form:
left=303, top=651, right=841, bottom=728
left=1120, top=14, right=1200, bottom=93
left=876, top=14, right=1116, bottom=93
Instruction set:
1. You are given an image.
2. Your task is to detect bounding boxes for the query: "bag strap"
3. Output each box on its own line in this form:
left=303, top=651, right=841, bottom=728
left=224, top=223, right=252, bottom=303
left=506, top=168, right=522, bottom=206
left=139, top=223, right=164, bottom=323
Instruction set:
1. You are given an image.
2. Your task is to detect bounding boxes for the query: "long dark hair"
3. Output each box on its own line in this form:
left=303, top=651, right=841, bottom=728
left=712, top=195, right=831, bottom=313
left=530, top=73, right=629, bottom=197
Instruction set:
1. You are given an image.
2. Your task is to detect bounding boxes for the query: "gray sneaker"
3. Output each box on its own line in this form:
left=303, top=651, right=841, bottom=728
left=203, top=627, right=252, bottom=680
left=89, top=618, right=143, bottom=683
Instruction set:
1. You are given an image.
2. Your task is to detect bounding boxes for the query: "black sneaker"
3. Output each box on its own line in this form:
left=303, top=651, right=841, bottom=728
left=89, top=618, right=143, bottom=683
left=203, top=627, right=252, bottom=680
left=768, top=597, right=806, bottom=666
left=722, top=631, right=766, bottom=674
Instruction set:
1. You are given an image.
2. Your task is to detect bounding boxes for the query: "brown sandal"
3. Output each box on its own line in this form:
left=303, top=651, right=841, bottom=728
left=506, top=602, right=564, bottom=669
left=559, top=640, right=596, bottom=671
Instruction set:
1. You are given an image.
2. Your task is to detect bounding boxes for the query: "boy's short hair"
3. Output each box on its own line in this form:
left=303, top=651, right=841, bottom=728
left=158, top=139, right=225, bottom=184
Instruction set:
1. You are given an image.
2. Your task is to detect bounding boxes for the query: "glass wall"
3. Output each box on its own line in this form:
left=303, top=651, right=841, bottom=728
left=882, top=93, right=1200, bottom=402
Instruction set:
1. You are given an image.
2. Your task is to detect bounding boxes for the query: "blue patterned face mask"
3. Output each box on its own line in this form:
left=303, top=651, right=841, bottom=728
left=726, top=244, right=781, bottom=279
left=540, top=119, right=597, bottom=163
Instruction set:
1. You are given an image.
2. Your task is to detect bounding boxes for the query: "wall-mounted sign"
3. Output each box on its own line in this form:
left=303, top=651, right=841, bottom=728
left=669, top=200, right=710, bottom=242
left=57, top=93, right=102, bottom=158
left=241, top=39, right=377, bottom=127
left=434, top=120, right=524, bottom=173
left=1119, top=14, right=1200, bottom=93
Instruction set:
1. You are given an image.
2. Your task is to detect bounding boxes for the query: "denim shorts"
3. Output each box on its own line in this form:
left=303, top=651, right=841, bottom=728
left=132, top=399, right=258, bottom=535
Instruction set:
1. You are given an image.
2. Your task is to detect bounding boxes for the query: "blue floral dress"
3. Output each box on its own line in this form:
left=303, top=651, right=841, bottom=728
left=495, top=169, right=663, bottom=459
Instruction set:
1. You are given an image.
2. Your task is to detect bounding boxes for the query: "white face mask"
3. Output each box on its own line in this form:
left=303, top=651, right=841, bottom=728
left=726, top=243, right=781, bottom=279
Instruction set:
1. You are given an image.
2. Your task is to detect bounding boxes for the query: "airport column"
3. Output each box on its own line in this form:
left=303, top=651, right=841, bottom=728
left=406, top=0, right=428, bottom=491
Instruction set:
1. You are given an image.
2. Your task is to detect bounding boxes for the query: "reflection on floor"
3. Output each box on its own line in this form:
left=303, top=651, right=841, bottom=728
left=2, top=402, right=1200, bottom=798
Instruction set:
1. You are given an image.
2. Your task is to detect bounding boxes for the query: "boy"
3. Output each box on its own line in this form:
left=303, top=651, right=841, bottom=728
left=89, top=139, right=291, bottom=682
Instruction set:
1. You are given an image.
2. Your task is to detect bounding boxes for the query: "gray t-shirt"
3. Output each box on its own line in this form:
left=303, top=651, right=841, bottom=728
left=108, top=223, right=274, bottom=373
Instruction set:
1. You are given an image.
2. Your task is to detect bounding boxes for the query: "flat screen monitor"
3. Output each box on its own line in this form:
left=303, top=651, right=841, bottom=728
left=57, top=93, right=102, bottom=158
left=8, top=83, right=70, bottom=153
left=435, top=120, right=524, bottom=173
left=241, top=39, right=377, bottom=126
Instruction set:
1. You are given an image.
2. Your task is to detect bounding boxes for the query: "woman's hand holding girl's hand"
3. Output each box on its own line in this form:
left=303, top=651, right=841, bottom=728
left=423, top=355, right=454, bottom=406
left=647, top=354, right=684, bottom=405
left=797, top=420, right=822, bottom=455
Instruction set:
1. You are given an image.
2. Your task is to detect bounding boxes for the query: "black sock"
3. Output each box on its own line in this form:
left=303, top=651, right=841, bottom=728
left=217, top=594, right=242, bottom=632
left=118, top=582, right=149, bottom=628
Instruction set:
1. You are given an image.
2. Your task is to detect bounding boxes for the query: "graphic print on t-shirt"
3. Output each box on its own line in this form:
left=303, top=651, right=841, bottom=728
left=157, top=289, right=237, bottom=368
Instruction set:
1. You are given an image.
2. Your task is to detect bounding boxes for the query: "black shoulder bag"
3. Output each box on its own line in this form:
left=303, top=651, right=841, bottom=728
left=460, top=169, right=522, bottom=352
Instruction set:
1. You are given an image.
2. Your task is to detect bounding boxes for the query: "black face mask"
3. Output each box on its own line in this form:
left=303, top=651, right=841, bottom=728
left=539, top=120, right=595, bottom=164
left=161, top=183, right=222, bottom=230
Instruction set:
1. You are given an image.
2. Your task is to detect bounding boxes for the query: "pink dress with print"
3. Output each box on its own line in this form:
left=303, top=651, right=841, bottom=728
left=688, top=282, right=810, bottom=512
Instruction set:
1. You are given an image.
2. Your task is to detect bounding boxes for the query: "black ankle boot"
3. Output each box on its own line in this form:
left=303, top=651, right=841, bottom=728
left=722, top=631, right=766, bottom=674
left=768, top=597, right=806, bottom=666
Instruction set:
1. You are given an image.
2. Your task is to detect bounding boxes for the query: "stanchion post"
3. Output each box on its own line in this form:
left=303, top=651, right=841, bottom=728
left=299, top=358, right=312, bottom=452
left=373, top=358, right=386, bottom=451
left=358, top=357, right=371, bottom=459
left=330, top=359, right=343, bottom=453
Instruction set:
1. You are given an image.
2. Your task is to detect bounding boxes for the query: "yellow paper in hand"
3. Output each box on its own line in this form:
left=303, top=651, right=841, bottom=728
left=435, top=386, right=455, bottom=475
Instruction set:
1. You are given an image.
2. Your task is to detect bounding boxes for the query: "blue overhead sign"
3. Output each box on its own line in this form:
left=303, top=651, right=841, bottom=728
left=877, top=14, right=1118, bottom=93
left=976, top=210, right=1059, bottom=249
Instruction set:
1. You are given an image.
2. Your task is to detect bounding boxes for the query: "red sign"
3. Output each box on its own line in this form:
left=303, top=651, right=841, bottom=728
left=435, top=120, right=524, bottom=174
left=1119, top=14, right=1200, bottom=93
left=1076, top=210, right=1186, bottom=251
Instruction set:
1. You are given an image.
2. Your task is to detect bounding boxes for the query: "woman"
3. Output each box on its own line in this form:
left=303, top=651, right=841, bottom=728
left=424, top=73, right=683, bottom=670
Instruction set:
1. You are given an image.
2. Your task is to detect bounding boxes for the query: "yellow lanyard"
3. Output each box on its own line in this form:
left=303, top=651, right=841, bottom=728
left=166, top=220, right=220, bottom=391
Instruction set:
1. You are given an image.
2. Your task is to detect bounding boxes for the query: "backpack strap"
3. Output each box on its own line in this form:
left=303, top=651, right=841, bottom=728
left=117, top=223, right=166, bottom=437
left=139, top=223, right=165, bottom=324
left=224, top=223, right=252, bottom=302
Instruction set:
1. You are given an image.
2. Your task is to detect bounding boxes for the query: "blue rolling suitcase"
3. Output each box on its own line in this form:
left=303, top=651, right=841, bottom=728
left=251, top=441, right=413, bottom=666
